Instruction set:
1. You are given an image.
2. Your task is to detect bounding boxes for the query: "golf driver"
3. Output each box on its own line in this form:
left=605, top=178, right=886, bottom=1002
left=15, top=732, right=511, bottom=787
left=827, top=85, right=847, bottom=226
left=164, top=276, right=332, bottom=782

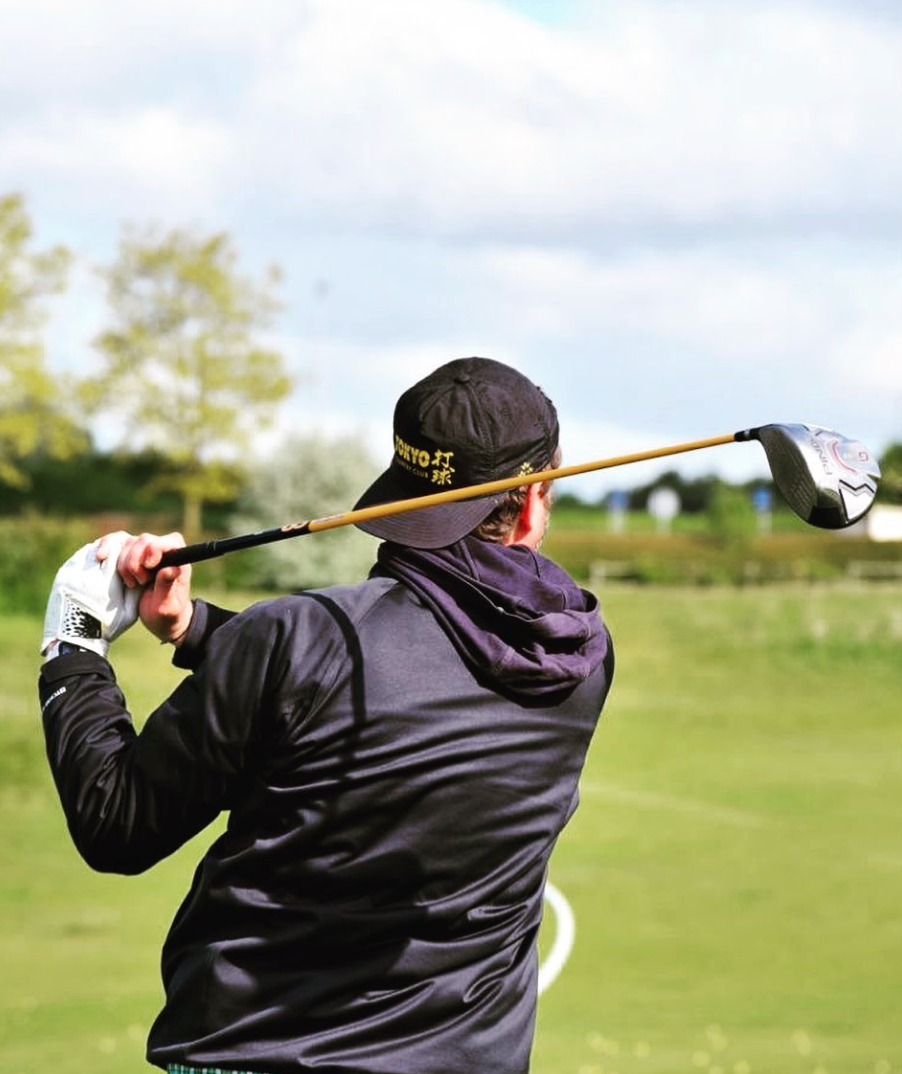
left=158, top=423, right=881, bottom=568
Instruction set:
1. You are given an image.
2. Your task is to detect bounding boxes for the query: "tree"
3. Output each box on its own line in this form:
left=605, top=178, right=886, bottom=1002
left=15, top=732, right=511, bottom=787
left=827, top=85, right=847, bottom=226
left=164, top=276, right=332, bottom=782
left=84, top=224, right=291, bottom=535
left=706, top=479, right=757, bottom=552
left=0, top=193, right=82, bottom=488
left=879, top=442, right=902, bottom=504
left=230, top=433, right=380, bottom=591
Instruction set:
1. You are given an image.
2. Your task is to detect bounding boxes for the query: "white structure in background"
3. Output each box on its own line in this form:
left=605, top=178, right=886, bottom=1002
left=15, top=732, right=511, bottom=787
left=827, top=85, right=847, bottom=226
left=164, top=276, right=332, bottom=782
left=647, top=486, right=680, bottom=534
left=865, top=504, right=902, bottom=542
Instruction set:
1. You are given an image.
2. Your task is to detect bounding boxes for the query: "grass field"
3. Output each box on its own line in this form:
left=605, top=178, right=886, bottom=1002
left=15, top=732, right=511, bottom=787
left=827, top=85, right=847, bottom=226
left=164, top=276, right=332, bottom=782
left=2, top=582, right=900, bottom=1073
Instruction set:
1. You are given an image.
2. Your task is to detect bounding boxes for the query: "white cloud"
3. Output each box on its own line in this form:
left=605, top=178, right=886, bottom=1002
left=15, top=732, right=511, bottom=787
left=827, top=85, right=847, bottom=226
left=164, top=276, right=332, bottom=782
left=1, top=108, right=231, bottom=218
left=0, top=1, right=298, bottom=89
left=833, top=316, right=902, bottom=397
left=217, top=0, right=902, bottom=240
left=4, top=0, right=901, bottom=242
left=481, top=244, right=829, bottom=359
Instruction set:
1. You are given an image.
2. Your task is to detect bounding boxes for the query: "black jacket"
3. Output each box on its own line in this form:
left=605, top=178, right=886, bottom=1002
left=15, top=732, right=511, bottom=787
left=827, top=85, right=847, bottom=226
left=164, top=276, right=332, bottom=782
left=40, top=554, right=612, bottom=1073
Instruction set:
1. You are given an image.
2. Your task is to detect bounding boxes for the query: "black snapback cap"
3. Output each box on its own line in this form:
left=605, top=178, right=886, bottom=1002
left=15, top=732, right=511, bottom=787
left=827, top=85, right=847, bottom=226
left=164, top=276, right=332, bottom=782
left=354, top=357, right=559, bottom=549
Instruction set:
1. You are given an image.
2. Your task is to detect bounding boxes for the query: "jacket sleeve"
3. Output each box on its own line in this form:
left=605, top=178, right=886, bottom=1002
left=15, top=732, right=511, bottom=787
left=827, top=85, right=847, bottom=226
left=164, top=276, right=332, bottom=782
left=39, top=601, right=288, bottom=876
left=171, top=598, right=238, bottom=671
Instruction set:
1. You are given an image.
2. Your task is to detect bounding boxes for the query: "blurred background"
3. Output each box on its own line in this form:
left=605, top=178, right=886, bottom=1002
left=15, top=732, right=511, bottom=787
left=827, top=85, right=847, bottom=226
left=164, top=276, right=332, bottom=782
left=1, top=2, right=900, bottom=1072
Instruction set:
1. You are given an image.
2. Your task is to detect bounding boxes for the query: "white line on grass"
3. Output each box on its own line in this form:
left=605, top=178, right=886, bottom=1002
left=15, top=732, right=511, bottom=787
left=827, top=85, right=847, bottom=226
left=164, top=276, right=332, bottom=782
left=538, top=881, right=575, bottom=996
left=580, top=781, right=764, bottom=828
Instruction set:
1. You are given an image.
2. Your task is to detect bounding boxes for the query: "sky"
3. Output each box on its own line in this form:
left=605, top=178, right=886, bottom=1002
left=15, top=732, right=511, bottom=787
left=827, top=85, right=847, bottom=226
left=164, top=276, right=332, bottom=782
left=2, top=0, right=900, bottom=501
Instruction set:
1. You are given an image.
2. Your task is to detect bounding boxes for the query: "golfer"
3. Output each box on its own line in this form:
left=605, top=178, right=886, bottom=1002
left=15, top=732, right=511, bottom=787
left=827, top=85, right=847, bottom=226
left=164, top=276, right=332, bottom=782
left=39, top=357, right=614, bottom=1074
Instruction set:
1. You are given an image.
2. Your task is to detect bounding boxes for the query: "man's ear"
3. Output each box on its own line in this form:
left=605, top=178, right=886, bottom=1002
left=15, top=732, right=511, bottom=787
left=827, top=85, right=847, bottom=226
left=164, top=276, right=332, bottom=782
left=509, top=483, right=548, bottom=548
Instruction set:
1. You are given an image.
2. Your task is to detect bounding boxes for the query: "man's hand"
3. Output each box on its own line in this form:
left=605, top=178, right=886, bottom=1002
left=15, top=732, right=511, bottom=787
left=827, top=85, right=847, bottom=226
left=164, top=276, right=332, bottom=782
left=42, top=532, right=142, bottom=660
left=100, top=532, right=194, bottom=645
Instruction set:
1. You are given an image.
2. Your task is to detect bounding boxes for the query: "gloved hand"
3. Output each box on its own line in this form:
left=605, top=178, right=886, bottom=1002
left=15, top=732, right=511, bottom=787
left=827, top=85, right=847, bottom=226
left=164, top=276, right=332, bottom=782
left=41, top=534, right=141, bottom=660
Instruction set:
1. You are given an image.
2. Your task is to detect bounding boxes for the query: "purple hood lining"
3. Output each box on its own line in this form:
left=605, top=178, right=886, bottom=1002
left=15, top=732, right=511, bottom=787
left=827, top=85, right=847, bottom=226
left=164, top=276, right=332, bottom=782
left=374, top=536, right=609, bottom=701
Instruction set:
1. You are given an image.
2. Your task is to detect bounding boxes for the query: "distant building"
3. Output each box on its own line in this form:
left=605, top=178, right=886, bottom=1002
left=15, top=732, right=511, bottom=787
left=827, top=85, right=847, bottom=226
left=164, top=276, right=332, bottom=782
left=865, top=505, right=902, bottom=542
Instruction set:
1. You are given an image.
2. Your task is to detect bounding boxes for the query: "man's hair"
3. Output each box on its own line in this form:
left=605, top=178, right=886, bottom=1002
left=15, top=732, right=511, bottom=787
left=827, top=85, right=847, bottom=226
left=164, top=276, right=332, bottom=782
left=473, top=447, right=561, bottom=544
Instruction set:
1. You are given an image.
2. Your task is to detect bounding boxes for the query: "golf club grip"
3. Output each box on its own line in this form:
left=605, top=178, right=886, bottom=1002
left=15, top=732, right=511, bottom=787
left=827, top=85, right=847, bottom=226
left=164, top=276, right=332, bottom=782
left=158, top=542, right=231, bottom=567
left=158, top=522, right=314, bottom=567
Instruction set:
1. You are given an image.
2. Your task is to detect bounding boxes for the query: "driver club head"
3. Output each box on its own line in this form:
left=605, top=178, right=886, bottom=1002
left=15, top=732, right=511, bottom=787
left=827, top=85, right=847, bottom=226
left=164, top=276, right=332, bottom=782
left=739, top=424, right=881, bottom=529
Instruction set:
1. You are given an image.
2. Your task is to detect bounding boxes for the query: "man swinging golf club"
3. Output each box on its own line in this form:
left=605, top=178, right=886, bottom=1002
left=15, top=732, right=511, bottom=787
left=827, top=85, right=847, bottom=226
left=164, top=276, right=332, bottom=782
left=39, top=357, right=615, bottom=1074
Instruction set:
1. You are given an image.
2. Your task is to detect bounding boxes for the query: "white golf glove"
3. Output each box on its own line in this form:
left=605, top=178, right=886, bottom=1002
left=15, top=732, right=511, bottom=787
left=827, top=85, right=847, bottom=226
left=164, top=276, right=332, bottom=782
left=41, top=536, right=141, bottom=660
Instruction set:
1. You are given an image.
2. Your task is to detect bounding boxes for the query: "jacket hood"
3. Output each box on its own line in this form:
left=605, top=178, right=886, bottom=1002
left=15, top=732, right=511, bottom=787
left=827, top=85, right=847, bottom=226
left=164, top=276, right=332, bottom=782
left=374, top=536, right=609, bottom=702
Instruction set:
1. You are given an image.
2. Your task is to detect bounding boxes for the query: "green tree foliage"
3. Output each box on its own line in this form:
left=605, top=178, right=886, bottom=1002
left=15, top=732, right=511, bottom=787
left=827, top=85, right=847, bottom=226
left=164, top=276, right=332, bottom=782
left=230, top=433, right=380, bottom=591
left=84, top=224, right=291, bottom=535
left=0, top=448, right=185, bottom=518
left=878, top=441, right=902, bottom=504
left=0, top=193, right=83, bottom=487
left=706, top=479, right=757, bottom=552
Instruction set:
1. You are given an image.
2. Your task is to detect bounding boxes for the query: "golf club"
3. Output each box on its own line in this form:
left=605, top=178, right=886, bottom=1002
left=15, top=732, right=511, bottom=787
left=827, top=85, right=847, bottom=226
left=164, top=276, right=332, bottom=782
left=158, top=423, right=881, bottom=568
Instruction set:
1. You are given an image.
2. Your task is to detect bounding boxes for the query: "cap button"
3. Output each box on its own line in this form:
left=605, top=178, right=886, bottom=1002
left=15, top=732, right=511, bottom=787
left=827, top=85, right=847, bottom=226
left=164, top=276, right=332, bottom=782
left=454, top=373, right=471, bottom=384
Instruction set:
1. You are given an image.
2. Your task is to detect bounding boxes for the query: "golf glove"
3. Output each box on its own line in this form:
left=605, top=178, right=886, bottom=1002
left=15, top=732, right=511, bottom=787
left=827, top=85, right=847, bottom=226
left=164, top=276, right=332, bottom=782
left=41, top=536, right=141, bottom=660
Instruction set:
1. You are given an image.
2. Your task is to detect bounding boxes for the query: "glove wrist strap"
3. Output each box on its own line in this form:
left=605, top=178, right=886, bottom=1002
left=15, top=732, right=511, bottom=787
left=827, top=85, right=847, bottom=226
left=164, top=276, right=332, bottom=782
left=43, top=639, right=95, bottom=663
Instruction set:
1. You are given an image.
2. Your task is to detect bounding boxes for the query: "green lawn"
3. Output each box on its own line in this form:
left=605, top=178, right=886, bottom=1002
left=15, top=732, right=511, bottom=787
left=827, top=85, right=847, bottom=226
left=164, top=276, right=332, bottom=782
left=2, top=584, right=900, bottom=1073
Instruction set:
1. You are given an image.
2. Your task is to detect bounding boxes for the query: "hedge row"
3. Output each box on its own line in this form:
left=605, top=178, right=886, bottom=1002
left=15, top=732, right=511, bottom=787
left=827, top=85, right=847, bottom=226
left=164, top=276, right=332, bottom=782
left=4, top=515, right=900, bottom=617
left=544, top=528, right=902, bottom=587
left=0, top=516, right=104, bottom=615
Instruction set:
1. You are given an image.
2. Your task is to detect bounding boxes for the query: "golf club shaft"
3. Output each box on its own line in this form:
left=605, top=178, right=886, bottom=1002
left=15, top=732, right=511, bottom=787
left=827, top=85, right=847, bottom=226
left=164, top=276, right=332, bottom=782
left=158, top=431, right=745, bottom=568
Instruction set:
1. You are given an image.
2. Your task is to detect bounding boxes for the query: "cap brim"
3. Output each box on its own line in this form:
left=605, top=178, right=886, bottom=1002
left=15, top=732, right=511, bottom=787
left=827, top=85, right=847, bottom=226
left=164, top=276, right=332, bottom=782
left=353, top=466, right=503, bottom=549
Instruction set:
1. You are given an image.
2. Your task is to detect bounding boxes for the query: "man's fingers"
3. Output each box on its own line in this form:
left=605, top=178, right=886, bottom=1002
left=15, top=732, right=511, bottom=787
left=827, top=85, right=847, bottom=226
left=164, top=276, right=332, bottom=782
left=117, top=532, right=188, bottom=588
left=95, top=531, right=133, bottom=564
left=118, top=536, right=153, bottom=587
left=154, top=564, right=182, bottom=588
left=150, top=534, right=188, bottom=590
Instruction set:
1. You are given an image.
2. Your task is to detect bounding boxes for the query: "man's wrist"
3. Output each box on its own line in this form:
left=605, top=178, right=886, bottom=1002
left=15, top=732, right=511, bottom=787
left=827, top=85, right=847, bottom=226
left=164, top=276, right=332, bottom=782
left=42, top=640, right=97, bottom=663
left=164, top=601, right=195, bottom=647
